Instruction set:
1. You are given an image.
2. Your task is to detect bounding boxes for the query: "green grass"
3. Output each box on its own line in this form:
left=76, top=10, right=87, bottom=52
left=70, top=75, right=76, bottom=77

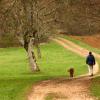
left=0, top=41, right=87, bottom=100
left=90, top=77, right=100, bottom=99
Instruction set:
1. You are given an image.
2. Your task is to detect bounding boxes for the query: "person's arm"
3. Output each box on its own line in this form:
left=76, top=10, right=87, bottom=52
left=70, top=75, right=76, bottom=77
left=86, top=56, right=88, bottom=64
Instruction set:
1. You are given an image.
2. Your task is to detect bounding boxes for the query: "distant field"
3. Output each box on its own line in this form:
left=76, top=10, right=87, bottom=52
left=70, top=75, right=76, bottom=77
left=59, top=34, right=100, bottom=54
left=0, top=41, right=87, bottom=100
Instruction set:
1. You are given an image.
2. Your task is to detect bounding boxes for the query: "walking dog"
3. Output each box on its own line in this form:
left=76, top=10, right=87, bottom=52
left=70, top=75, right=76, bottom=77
left=68, top=68, right=74, bottom=78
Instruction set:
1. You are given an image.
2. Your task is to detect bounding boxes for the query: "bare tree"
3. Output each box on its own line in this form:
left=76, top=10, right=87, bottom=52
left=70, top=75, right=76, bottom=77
left=0, top=0, right=61, bottom=72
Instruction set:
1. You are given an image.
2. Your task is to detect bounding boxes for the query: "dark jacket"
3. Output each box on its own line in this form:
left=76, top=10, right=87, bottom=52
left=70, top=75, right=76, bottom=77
left=86, top=54, right=95, bottom=65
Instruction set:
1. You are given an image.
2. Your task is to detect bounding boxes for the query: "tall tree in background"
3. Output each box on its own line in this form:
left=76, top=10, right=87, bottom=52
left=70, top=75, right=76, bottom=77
left=0, top=0, right=62, bottom=72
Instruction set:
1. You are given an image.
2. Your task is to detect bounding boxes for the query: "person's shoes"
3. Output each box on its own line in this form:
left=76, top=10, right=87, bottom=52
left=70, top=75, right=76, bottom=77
left=90, top=74, right=93, bottom=77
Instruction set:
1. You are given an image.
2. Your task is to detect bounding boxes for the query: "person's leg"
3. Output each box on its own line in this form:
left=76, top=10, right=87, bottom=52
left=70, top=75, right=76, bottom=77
left=88, top=65, right=91, bottom=75
left=90, top=65, right=93, bottom=76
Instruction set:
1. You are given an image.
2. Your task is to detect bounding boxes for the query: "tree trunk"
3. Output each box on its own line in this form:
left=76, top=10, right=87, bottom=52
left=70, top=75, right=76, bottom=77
left=36, top=43, right=41, bottom=59
left=27, top=38, right=40, bottom=72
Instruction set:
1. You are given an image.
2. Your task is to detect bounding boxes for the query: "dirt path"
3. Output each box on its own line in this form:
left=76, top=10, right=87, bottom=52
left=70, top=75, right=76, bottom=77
left=28, top=37, right=99, bottom=100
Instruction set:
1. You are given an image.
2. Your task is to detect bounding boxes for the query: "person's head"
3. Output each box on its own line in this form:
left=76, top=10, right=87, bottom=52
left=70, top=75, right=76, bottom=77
left=89, top=51, right=92, bottom=55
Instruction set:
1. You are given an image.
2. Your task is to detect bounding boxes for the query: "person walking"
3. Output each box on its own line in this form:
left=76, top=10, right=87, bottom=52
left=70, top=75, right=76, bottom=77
left=86, top=52, right=95, bottom=76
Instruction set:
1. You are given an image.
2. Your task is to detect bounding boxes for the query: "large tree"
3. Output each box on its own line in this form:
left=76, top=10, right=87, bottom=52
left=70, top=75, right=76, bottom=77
left=0, top=0, right=62, bottom=72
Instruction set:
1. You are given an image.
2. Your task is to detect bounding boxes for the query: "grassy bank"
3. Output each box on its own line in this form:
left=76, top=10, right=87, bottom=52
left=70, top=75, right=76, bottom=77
left=90, top=76, right=100, bottom=99
left=0, top=41, right=87, bottom=100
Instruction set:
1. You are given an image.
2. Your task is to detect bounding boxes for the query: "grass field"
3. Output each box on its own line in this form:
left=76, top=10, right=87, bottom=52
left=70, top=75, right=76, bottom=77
left=0, top=41, right=87, bottom=100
